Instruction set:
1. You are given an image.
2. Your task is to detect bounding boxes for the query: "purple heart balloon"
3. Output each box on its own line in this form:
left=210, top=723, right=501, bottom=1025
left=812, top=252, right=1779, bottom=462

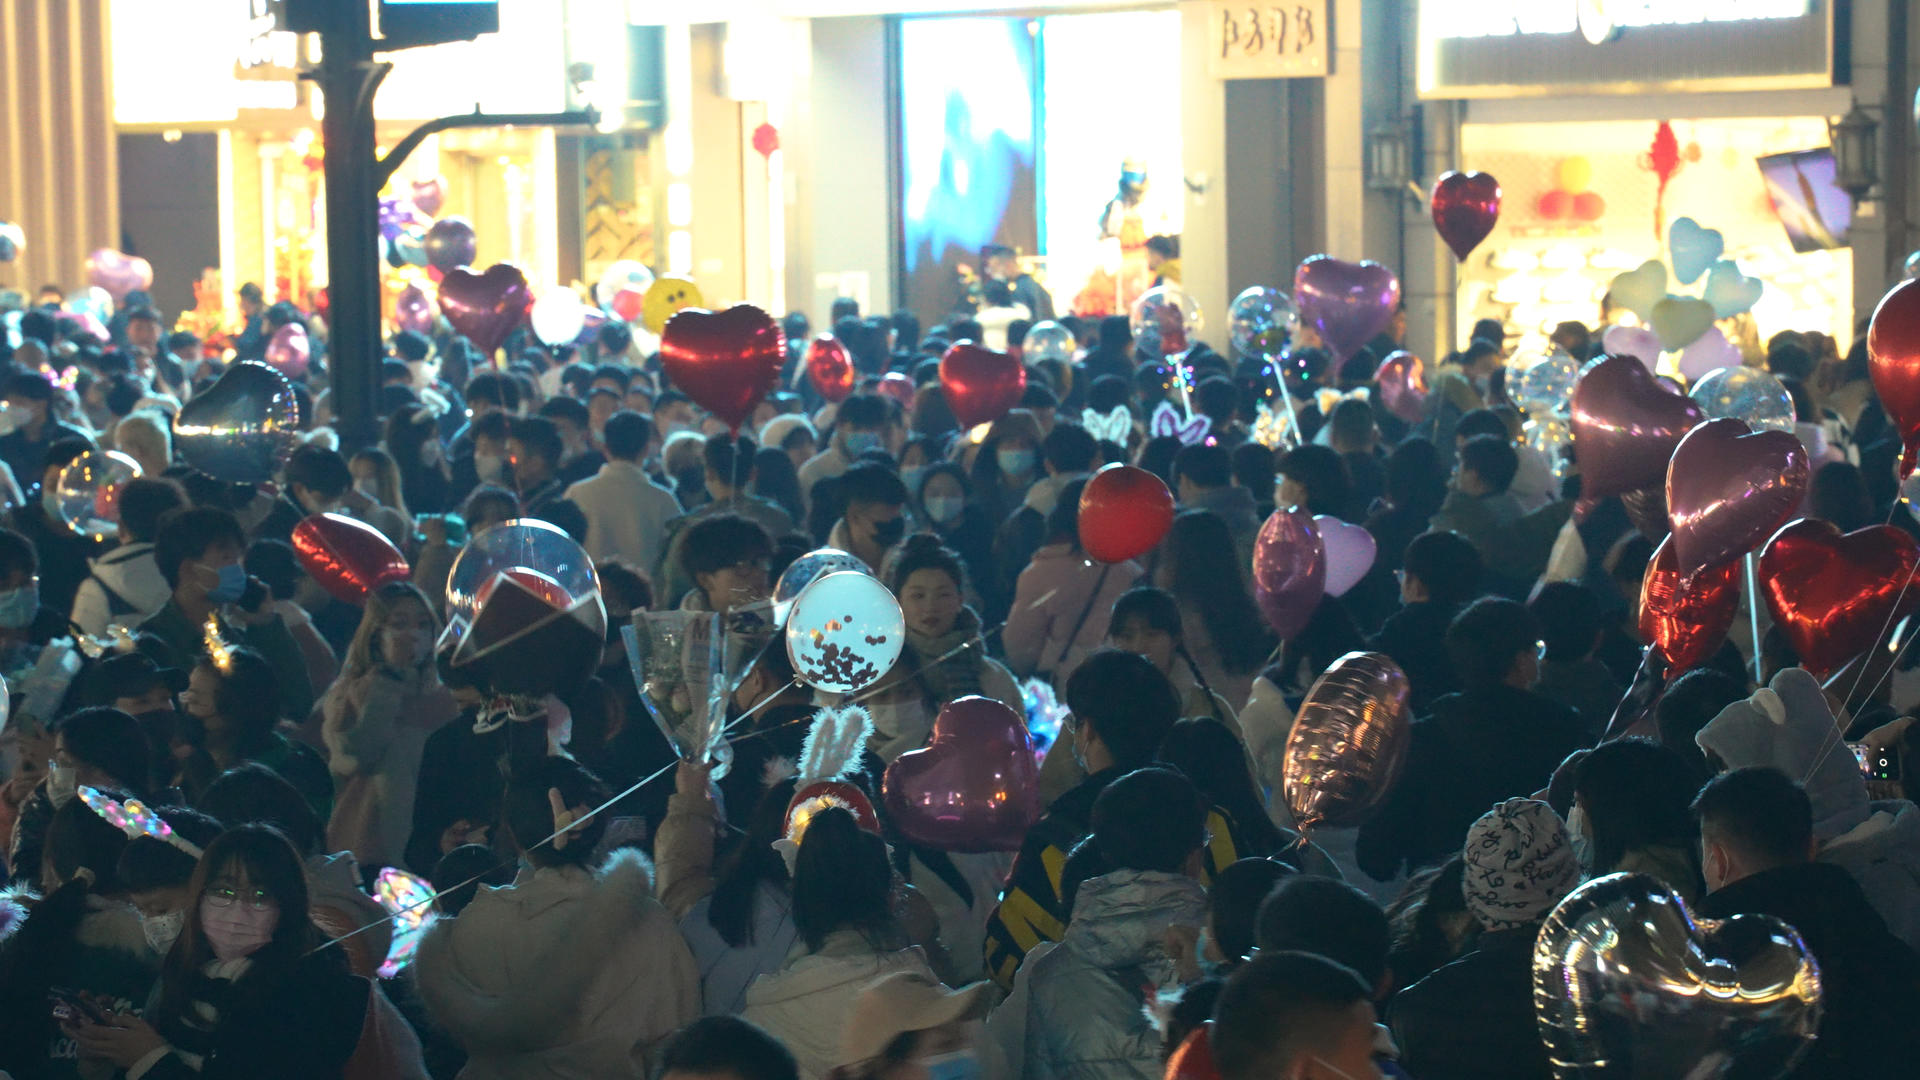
left=395, top=284, right=437, bottom=335
left=1667, top=418, right=1808, bottom=580
left=1570, top=354, right=1705, bottom=499
left=1254, top=506, right=1327, bottom=639
left=411, top=176, right=447, bottom=217
left=85, top=249, right=153, bottom=302
left=438, top=263, right=532, bottom=358
left=1293, top=255, right=1401, bottom=362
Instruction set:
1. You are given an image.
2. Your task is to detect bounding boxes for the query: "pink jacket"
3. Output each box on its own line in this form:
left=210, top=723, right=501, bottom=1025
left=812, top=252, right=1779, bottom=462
left=1002, top=544, right=1141, bottom=690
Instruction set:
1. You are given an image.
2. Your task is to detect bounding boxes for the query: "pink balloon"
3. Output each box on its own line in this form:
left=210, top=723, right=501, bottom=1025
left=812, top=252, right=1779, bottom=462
left=1294, top=256, right=1401, bottom=363
left=1678, top=327, right=1740, bottom=383
left=1373, top=350, right=1428, bottom=424
left=1666, top=418, right=1808, bottom=579
left=411, top=176, right=447, bottom=217
left=1314, top=515, right=1377, bottom=598
left=1253, top=506, right=1326, bottom=639
left=876, top=372, right=916, bottom=406
left=1601, top=325, right=1662, bottom=372
left=85, top=248, right=153, bottom=302
left=1570, top=354, right=1704, bottom=499
left=395, top=284, right=437, bottom=336
left=263, top=324, right=310, bottom=379
left=881, top=696, right=1041, bottom=852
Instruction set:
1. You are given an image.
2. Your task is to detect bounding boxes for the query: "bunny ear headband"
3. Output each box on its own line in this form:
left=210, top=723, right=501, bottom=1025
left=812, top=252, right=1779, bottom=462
left=1149, top=401, right=1211, bottom=446
left=78, top=785, right=202, bottom=858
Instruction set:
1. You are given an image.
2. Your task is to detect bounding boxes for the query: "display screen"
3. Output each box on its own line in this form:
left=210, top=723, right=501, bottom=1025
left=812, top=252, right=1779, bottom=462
left=379, top=0, right=498, bottom=45
left=1755, top=148, right=1851, bottom=252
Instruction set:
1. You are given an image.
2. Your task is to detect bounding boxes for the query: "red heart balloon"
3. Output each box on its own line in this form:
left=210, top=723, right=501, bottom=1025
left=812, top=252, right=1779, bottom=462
left=1666, top=418, right=1808, bottom=579
left=1430, top=171, right=1502, bottom=261
left=1758, top=519, right=1920, bottom=676
left=292, top=513, right=411, bottom=605
left=1167, top=1024, right=1220, bottom=1080
left=939, top=343, right=1026, bottom=428
left=1570, top=354, right=1704, bottom=499
left=804, top=334, right=855, bottom=403
left=1868, top=278, right=1920, bottom=477
left=876, top=372, right=915, bottom=406
left=881, top=696, right=1041, bottom=852
left=437, top=263, right=533, bottom=358
left=1373, top=350, right=1428, bottom=423
left=659, top=304, right=784, bottom=430
left=1639, top=534, right=1739, bottom=672
left=1078, top=464, right=1174, bottom=565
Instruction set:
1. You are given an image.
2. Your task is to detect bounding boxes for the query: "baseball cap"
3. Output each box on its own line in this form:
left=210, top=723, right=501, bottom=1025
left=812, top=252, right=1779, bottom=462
left=836, top=972, right=991, bottom=1068
left=92, top=651, right=188, bottom=703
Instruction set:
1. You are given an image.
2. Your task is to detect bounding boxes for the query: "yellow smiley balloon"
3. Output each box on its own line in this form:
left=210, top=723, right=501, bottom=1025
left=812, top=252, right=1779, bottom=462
left=641, top=275, right=704, bottom=334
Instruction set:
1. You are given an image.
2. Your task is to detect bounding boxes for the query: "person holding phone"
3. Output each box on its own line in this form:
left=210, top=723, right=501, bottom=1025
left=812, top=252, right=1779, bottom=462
left=176, top=646, right=332, bottom=823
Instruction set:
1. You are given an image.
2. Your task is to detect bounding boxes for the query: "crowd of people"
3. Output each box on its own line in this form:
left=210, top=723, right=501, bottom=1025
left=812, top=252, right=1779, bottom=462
left=0, top=280, right=1916, bottom=1080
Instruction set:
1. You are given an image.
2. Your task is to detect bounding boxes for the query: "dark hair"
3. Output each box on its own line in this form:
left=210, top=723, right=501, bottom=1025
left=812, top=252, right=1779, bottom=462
left=1231, top=442, right=1277, bottom=497
left=1044, top=478, right=1087, bottom=547
left=154, top=506, right=245, bottom=587
left=839, top=462, right=908, bottom=509
left=704, top=432, right=754, bottom=487
left=116, top=806, right=223, bottom=893
left=505, top=755, right=611, bottom=867
left=1385, top=855, right=1474, bottom=989
left=3, top=370, right=54, bottom=402
left=0, top=528, right=34, bottom=579
left=1064, top=648, right=1181, bottom=768
left=1019, top=381, right=1057, bottom=411
left=1454, top=408, right=1508, bottom=443
left=1692, top=766, right=1813, bottom=868
left=1529, top=582, right=1603, bottom=663
left=1110, top=586, right=1182, bottom=638
left=709, top=777, right=797, bottom=947
left=1656, top=669, right=1747, bottom=776
left=1159, top=510, right=1274, bottom=674
left=55, top=707, right=150, bottom=794
left=1446, top=597, right=1541, bottom=689
left=1174, top=443, right=1231, bottom=488
left=1458, top=434, right=1519, bottom=494
left=1575, top=737, right=1704, bottom=879
left=1276, top=445, right=1351, bottom=518
left=1255, top=876, right=1390, bottom=989
left=1194, top=376, right=1240, bottom=427
left=245, top=538, right=305, bottom=602
left=658, top=1016, right=800, bottom=1080
left=461, top=484, right=520, bottom=531
left=885, top=533, right=967, bottom=596
left=285, top=444, right=352, bottom=500
left=1087, top=374, right=1132, bottom=413
left=1766, top=341, right=1815, bottom=382
left=429, top=843, right=512, bottom=916
left=753, top=446, right=806, bottom=523
left=837, top=393, right=890, bottom=431
left=1208, top=858, right=1293, bottom=965
left=117, top=477, right=186, bottom=543
left=1402, top=531, right=1483, bottom=606
left=1212, top=951, right=1375, bottom=1080
left=197, top=761, right=323, bottom=855
left=197, top=646, right=280, bottom=749
left=1809, top=461, right=1873, bottom=533
left=1158, top=718, right=1286, bottom=854
left=680, top=513, right=773, bottom=579
left=1137, top=433, right=1182, bottom=489
left=792, top=806, right=893, bottom=951
left=464, top=370, right=521, bottom=412
left=1042, top=422, right=1098, bottom=474
left=596, top=321, right=633, bottom=357
left=1090, top=767, right=1207, bottom=873
left=509, top=415, right=565, bottom=468
left=602, top=410, right=652, bottom=460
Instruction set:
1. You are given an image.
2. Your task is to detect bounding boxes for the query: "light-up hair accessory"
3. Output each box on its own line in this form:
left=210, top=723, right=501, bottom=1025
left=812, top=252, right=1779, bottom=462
left=1149, top=401, right=1211, bottom=447
left=373, top=866, right=438, bottom=979
left=203, top=614, right=234, bottom=673
left=77, top=785, right=203, bottom=858
left=1080, top=406, right=1134, bottom=445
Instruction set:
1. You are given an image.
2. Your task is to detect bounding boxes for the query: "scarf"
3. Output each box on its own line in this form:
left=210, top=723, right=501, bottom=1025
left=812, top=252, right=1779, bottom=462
left=902, top=606, right=986, bottom=708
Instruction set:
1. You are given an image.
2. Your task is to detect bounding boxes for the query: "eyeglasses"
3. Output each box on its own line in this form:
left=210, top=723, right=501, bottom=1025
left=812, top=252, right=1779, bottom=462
left=205, top=885, right=276, bottom=911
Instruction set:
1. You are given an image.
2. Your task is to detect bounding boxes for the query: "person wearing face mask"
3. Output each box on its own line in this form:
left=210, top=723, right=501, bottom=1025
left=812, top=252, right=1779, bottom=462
left=800, top=394, right=894, bottom=513
left=0, top=526, right=71, bottom=662
left=392, top=328, right=464, bottom=425
left=446, top=371, right=523, bottom=494
left=830, top=972, right=992, bottom=1080
left=963, top=410, right=1044, bottom=534
left=1565, top=737, right=1704, bottom=902
left=0, top=368, right=91, bottom=494
left=453, top=410, right=515, bottom=505
left=538, top=396, right=607, bottom=488
left=504, top=415, right=589, bottom=543
left=115, top=805, right=225, bottom=957
left=829, top=464, right=912, bottom=575
left=347, top=448, right=415, bottom=545
left=65, top=824, right=380, bottom=1079
left=6, top=707, right=150, bottom=886
left=91, top=651, right=194, bottom=795
left=320, top=583, right=458, bottom=871
left=385, top=405, right=454, bottom=516
left=912, top=464, right=992, bottom=594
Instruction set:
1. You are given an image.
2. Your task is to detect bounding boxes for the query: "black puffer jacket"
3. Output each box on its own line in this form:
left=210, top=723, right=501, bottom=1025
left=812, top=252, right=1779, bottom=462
left=1389, top=927, right=1550, bottom=1080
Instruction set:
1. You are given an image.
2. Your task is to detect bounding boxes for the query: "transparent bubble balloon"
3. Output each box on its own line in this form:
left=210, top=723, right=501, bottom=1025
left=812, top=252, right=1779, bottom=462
left=55, top=449, right=142, bottom=542
left=1129, top=286, right=1203, bottom=360
left=1907, top=250, right=1920, bottom=280
left=785, top=571, right=904, bottom=694
left=595, top=259, right=655, bottom=313
left=1229, top=286, right=1297, bottom=363
left=1021, top=321, right=1074, bottom=365
left=1524, top=416, right=1574, bottom=481
left=441, top=519, right=607, bottom=699
left=1513, top=351, right=1579, bottom=416
left=1688, top=366, right=1795, bottom=434
left=772, top=548, right=872, bottom=625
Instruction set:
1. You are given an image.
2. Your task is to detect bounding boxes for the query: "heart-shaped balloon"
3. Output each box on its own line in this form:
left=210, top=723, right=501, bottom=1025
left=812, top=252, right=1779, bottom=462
left=1314, top=515, right=1376, bottom=598
left=1649, top=295, right=1717, bottom=351
left=1640, top=534, right=1740, bottom=671
left=1703, top=259, right=1764, bottom=318
left=395, top=284, right=437, bottom=335
left=940, top=343, right=1026, bottom=429
left=422, top=217, right=478, bottom=273
left=1667, top=217, right=1725, bottom=285
left=437, top=263, right=533, bottom=358
left=293, top=513, right=411, bottom=604
left=1666, top=418, right=1808, bottom=579
left=85, top=248, right=153, bottom=302
left=1758, top=519, right=1920, bottom=675
left=876, top=372, right=916, bottom=407
left=1570, top=354, right=1704, bottom=499
left=1079, top=464, right=1175, bottom=564
left=1535, top=873, right=1822, bottom=1080
left=1677, top=327, right=1742, bottom=382
left=1600, top=325, right=1661, bottom=371
left=1373, top=350, right=1427, bottom=423
left=171, top=361, right=300, bottom=484
left=1430, top=171, right=1502, bottom=261
left=1281, top=651, right=1409, bottom=829
left=1867, top=278, right=1920, bottom=476
left=263, top=324, right=310, bottom=380
left=1253, top=506, right=1326, bottom=639
left=882, top=695, right=1041, bottom=852
left=1606, top=260, right=1668, bottom=321
left=1292, top=256, right=1400, bottom=362
left=659, top=305, right=785, bottom=431
left=804, top=334, right=855, bottom=403
left=410, top=176, right=447, bottom=217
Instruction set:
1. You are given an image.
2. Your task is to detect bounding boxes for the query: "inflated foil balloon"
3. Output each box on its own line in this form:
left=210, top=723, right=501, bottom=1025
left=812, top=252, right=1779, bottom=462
left=172, top=361, right=300, bottom=484
left=876, top=372, right=916, bottom=407
left=1666, top=418, right=1807, bottom=579
left=1512, top=351, right=1578, bottom=415
left=805, top=334, right=855, bottom=403
left=263, top=323, right=310, bottom=379
left=660, top=304, right=785, bottom=431
left=1640, top=534, right=1740, bottom=672
left=1282, top=651, right=1409, bottom=829
left=1293, top=255, right=1399, bottom=362
left=85, top=248, right=153, bottom=302
left=1314, top=516, right=1376, bottom=599
left=1688, top=366, right=1794, bottom=434
left=1253, top=506, right=1326, bottom=640
left=1228, top=286, right=1296, bottom=362
left=1021, top=320, right=1075, bottom=364
left=642, top=274, right=705, bottom=334
left=785, top=570, right=904, bottom=694
left=595, top=259, right=655, bottom=312
left=771, top=548, right=872, bottom=625
left=1758, top=519, right=1920, bottom=676
left=54, top=450, right=141, bottom=542
left=1373, top=351, right=1427, bottom=423
left=1534, top=873, right=1821, bottom=1079
left=440, top=519, right=607, bottom=699
left=1129, top=286, right=1202, bottom=360
left=292, top=513, right=411, bottom=605
left=528, top=287, right=587, bottom=347
left=437, top=263, right=533, bottom=357
left=395, top=283, right=437, bottom=335
left=1523, top=416, right=1573, bottom=481
left=1867, top=278, right=1920, bottom=476
left=1429, top=171, right=1502, bottom=261
left=1650, top=296, right=1717, bottom=352
left=421, top=217, right=478, bottom=273
left=1079, top=464, right=1175, bottom=565
left=1703, top=260, right=1764, bottom=319
left=1569, top=354, right=1704, bottom=499
left=1166, top=1025, right=1220, bottom=1080
left=882, top=695, right=1041, bottom=852
left=940, top=342, right=1026, bottom=428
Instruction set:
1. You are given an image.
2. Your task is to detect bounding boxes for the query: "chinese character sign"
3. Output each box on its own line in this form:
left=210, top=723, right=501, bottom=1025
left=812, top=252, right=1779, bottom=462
left=1210, top=1, right=1328, bottom=79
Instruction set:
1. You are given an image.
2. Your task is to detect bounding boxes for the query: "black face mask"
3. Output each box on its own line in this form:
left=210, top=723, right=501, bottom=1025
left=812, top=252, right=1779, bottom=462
left=871, top=516, right=908, bottom=547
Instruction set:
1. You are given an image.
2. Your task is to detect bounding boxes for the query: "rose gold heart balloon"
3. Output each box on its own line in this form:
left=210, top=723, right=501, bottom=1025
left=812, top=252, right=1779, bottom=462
left=1570, top=354, right=1704, bottom=499
left=1282, top=651, right=1409, bottom=830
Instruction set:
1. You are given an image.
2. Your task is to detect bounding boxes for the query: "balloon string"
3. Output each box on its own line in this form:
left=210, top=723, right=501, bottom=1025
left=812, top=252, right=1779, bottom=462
left=1808, top=612, right=1919, bottom=785
left=1832, top=559, right=1920, bottom=720
left=1743, top=553, right=1763, bottom=685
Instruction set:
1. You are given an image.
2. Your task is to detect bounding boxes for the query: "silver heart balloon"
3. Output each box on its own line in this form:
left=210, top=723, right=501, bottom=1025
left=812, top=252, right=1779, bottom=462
left=171, top=361, right=301, bottom=484
left=1534, top=873, right=1822, bottom=1079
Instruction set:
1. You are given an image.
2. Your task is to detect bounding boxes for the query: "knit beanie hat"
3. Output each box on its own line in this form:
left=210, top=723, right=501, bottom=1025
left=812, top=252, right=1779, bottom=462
left=1462, top=798, right=1580, bottom=932
left=1694, top=667, right=1868, bottom=842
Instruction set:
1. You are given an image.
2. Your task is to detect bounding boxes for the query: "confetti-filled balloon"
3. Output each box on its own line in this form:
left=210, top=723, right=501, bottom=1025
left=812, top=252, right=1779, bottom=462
left=785, top=570, right=904, bottom=694
left=1688, top=365, right=1795, bottom=434
left=54, top=450, right=141, bottom=542
left=172, top=361, right=300, bottom=484
left=1282, top=651, right=1409, bottom=829
left=772, top=548, right=871, bottom=625
left=1228, top=287, right=1296, bottom=363
left=1130, top=286, right=1203, bottom=360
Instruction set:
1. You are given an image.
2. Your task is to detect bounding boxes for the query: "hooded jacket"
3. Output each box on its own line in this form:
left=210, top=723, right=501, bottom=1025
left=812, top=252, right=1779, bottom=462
left=71, top=541, right=170, bottom=637
left=741, top=930, right=936, bottom=1080
left=1024, top=869, right=1209, bottom=1080
left=414, top=849, right=699, bottom=1079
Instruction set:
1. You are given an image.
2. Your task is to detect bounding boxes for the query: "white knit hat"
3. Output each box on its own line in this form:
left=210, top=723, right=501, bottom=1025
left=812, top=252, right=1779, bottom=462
left=1462, top=798, right=1580, bottom=932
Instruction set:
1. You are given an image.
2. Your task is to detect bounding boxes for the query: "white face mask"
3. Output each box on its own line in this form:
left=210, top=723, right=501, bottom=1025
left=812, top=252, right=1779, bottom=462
left=924, top=494, right=965, bottom=525
left=46, top=762, right=77, bottom=807
left=0, top=581, right=39, bottom=629
left=354, top=478, right=380, bottom=500
left=141, top=909, right=185, bottom=955
left=475, top=452, right=506, bottom=483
